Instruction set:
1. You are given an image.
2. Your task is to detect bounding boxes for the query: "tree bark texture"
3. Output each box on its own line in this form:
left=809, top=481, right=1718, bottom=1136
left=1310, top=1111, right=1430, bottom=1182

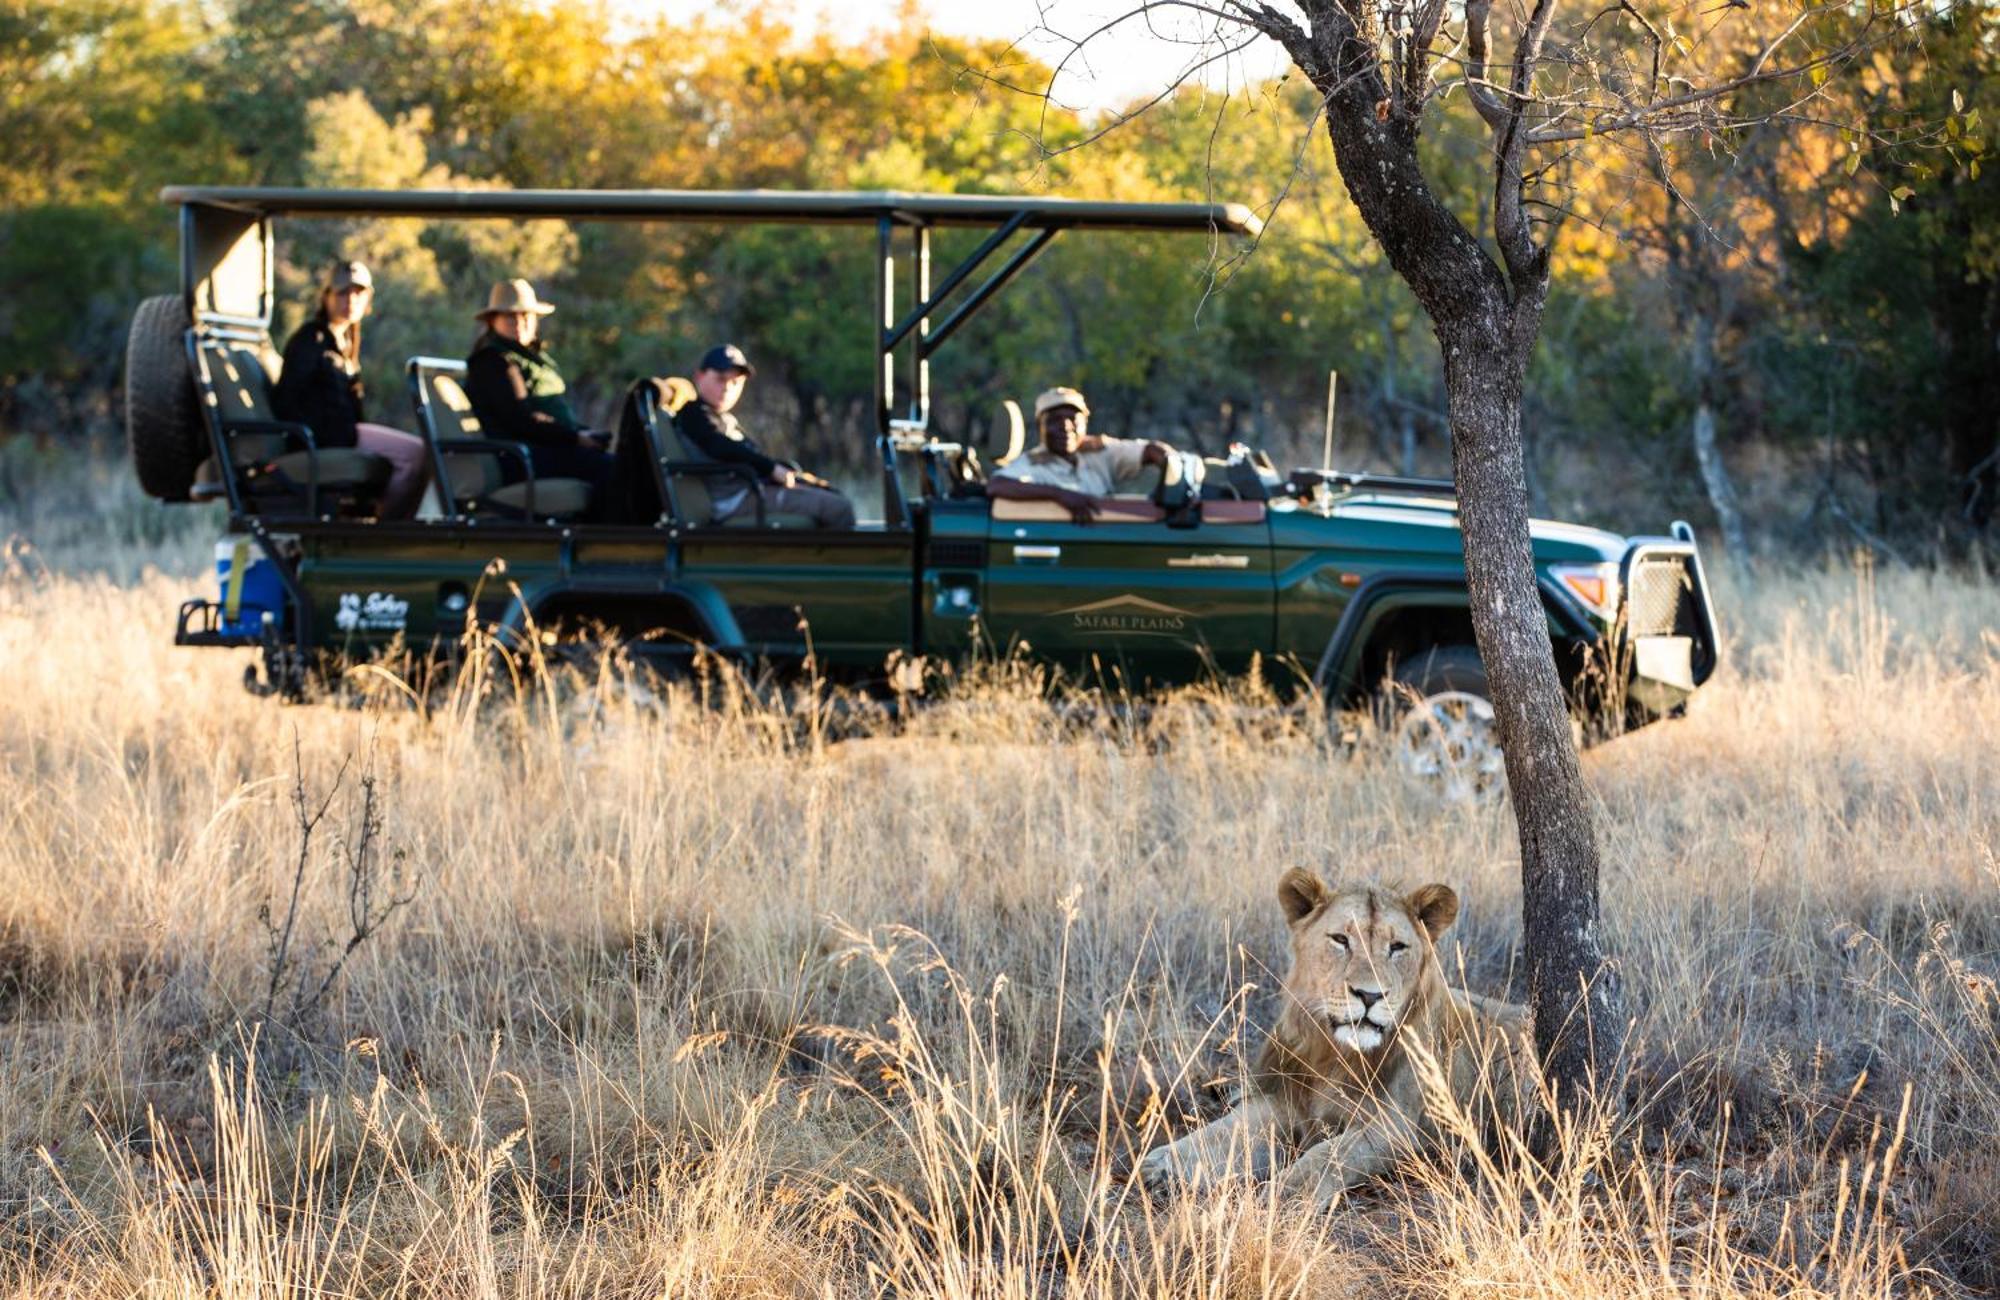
left=1265, top=1, right=1624, bottom=1096
left=1444, top=339, right=1621, bottom=1095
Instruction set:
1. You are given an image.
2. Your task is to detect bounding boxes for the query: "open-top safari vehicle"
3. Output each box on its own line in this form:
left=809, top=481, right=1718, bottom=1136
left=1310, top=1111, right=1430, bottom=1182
left=125, top=186, right=1718, bottom=793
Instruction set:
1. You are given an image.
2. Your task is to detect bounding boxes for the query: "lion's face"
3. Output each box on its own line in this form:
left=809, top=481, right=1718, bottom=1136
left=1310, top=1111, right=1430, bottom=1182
left=1275, top=869, right=1459, bottom=1055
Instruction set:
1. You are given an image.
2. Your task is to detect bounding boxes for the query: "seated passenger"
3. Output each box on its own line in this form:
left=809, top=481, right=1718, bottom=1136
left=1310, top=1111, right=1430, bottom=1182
left=462, top=279, right=615, bottom=513
left=271, top=259, right=431, bottom=518
left=986, top=386, right=1173, bottom=524
left=676, top=343, right=856, bottom=530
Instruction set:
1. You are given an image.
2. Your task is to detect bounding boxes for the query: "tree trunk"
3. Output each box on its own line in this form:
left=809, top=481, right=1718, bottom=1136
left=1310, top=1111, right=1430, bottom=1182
left=1691, top=401, right=1750, bottom=562
left=1443, top=325, right=1622, bottom=1096
left=1273, top=2, right=1624, bottom=1103
left=1688, top=310, right=1751, bottom=564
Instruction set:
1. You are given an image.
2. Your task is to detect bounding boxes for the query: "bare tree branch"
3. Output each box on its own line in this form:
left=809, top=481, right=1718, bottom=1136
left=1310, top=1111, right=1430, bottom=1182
left=1492, top=0, right=1562, bottom=291
left=1404, top=0, right=1451, bottom=108
left=1463, top=0, right=1513, bottom=129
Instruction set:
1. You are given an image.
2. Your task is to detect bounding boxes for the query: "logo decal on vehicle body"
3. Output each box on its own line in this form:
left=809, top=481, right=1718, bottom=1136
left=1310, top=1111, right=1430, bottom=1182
left=1049, top=594, right=1192, bottom=635
left=1166, top=553, right=1250, bottom=569
left=334, top=591, right=410, bottom=633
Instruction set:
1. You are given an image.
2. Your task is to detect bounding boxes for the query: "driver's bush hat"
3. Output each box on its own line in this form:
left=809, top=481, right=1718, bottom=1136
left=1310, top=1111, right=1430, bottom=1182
left=1034, top=386, right=1089, bottom=419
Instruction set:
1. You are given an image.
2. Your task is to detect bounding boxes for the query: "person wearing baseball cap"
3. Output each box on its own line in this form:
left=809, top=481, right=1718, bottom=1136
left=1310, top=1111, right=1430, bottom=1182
left=463, top=278, right=615, bottom=515
left=271, top=259, right=432, bottom=518
left=986, top=386, right=1173, bottom=525
left=674, top=342, right=856, bottom=529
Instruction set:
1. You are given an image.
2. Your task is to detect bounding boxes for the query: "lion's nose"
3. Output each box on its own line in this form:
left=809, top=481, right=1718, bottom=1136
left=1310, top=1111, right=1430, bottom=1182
left=1351, top=987, right=1383, bottom=1010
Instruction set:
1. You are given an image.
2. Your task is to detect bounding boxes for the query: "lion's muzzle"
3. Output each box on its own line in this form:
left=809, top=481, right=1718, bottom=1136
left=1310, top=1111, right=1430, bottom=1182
left=1324, top=986, right=1396, bottom=1053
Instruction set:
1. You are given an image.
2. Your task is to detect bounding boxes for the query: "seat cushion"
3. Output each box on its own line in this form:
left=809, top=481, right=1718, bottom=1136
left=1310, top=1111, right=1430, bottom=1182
left=666, top=472, right=815, bottom=527
left=1201, top=499, right=1267, bottom=525
left=484, top=478, right=592, bottom=519
left=263, top=448, right=393, bottom=491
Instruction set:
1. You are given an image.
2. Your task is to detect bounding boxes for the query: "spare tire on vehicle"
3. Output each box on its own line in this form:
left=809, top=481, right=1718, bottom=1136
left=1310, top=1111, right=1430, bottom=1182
left=125, top=294, right=205, bottom=502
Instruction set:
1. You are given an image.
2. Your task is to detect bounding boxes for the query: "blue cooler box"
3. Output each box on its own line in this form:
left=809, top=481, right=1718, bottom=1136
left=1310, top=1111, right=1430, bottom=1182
left=214, top=537, right=285, bottom=639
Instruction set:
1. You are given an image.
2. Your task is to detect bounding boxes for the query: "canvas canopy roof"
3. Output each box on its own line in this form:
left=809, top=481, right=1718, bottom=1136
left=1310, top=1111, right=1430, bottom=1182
left=160, top=186, right=1264, bottom=235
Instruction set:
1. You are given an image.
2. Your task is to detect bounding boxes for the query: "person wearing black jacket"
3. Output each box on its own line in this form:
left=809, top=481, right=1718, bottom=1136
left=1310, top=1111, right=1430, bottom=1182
left=677, top=343, right=855, bottom=529
left=271, top=260, right=431, bottom=518
left=462, top=279, right=614, bottom=515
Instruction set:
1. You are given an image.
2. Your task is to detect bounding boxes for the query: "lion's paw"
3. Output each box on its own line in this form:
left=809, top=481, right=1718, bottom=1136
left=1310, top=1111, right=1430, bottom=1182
left=1135, top=1144, right=1179, bottom=1194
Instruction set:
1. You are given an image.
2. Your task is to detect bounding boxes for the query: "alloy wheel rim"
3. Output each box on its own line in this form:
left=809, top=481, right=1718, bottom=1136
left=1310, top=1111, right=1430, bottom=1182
left=1394, top=690, right=1505, bottom=803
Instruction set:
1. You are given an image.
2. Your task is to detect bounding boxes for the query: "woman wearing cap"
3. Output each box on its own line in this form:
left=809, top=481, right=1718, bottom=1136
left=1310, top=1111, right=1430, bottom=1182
left=462, top=279, right=614, bottom=512
left=271, top=260, right=432, bottom=518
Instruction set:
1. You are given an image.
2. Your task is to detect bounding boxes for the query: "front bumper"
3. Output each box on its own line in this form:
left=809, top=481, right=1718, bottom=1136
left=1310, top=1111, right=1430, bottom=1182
left=1621, top=521, right=1720, bottom=714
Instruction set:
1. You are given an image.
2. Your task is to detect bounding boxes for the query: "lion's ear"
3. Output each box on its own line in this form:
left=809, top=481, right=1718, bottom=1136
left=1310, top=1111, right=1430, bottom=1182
left=1278, top=868, right=1331, bottom=924
left=1407, top=883, right=1460, bottom=939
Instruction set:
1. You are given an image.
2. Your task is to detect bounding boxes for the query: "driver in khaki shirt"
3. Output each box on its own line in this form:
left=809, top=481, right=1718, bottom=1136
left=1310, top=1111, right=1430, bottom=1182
left=987, top=387, right=1174, bottom=525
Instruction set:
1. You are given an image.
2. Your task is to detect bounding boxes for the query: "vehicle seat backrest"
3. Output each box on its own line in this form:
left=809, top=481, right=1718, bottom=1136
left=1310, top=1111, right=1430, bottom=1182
left=613, top=376, right=684, bottom=525
left=657, top=376, right=709, bottom=462
left=208, top=344, right=276, bottom=422
left=424, top=370, right=482, bottom=439
left=649, top=376, right=722, bottom=520
left=985, top=399, right=1026, bottom=467
left=197, top=337, right=288, bottom=461
left=408, top=359, right=501, bottom=508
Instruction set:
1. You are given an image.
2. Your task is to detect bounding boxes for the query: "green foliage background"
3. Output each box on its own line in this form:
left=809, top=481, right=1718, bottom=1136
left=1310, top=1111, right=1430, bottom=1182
left=2, top=0, right=1995, bottom=551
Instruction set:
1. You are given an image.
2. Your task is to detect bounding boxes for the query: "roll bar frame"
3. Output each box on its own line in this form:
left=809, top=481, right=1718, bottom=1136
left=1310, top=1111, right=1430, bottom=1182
left=167, top=186, right=1264, bottom=530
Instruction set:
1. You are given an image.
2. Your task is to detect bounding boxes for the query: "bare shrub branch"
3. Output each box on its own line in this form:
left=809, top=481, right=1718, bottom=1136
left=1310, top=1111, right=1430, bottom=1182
left=259, top=733, right=419, bottom=1031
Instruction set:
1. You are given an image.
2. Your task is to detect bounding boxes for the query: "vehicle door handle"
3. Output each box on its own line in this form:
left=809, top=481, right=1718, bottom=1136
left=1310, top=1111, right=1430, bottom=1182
left=1013, top=544, right=1061, bottom=563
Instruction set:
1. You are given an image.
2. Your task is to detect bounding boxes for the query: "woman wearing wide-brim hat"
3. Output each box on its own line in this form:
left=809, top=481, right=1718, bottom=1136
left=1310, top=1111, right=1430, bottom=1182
left=462, top=278, right=614, bottom=514
left=270, top=259, right=433, bottom=518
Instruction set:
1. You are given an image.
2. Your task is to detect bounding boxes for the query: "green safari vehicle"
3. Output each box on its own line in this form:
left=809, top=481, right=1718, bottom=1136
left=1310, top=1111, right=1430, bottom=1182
left=125, top=187, right=1718, bottom=793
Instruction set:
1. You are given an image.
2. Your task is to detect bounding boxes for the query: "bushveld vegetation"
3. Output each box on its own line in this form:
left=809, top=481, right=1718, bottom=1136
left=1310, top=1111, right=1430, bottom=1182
left=5, top=0, right=1998, bottom=553
left=0, top=454, right=1994, bottom=1296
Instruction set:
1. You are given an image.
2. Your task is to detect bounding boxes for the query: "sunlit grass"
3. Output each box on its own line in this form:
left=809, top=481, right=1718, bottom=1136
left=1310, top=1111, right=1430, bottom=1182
left=0, top=476, right=1995, bottom=1294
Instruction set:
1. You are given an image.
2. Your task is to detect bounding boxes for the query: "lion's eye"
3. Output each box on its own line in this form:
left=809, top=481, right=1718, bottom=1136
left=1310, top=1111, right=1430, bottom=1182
left=1329, top=933, right=1350, bottom=949
left=1389, top=941, right=1410, bottom=955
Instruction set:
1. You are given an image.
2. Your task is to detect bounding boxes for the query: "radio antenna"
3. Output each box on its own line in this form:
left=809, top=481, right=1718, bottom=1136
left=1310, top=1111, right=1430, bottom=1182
left=1320, top=369, right=1339, bottom=472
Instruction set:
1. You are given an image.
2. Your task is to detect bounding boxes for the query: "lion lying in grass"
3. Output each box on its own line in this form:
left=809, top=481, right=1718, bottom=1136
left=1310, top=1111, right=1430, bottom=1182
left=1139, top=868, right=1534, bottom=1205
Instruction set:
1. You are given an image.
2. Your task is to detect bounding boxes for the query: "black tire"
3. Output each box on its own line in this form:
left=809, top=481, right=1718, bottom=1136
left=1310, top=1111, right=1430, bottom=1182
left=1391, top=644, right=1490, bottom=702
left=125, top=294, right=204, bottom=502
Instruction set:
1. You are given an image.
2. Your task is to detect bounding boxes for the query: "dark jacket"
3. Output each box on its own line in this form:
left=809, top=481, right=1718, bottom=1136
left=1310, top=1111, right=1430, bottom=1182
left=464, top=332, right=585, bottom=448
left=272, top=317, right=363, bottom=448
left=676, top=399, right=783, bottom=479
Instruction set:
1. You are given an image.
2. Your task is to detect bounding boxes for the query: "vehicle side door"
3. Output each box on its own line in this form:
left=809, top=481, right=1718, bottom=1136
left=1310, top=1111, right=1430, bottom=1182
left=981, top=496, right=1273, bottom=682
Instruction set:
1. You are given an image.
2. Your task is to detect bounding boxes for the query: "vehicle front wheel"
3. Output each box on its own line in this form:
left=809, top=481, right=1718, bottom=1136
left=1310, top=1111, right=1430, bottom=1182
left=1384, top=645, right=1506, bottom=804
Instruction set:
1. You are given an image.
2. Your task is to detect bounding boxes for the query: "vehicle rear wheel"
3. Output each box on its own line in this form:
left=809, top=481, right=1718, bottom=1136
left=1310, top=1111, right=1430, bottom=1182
left=1385, top=645, right=1505, bottom=803
left=125, top=294, right=205, bottom=501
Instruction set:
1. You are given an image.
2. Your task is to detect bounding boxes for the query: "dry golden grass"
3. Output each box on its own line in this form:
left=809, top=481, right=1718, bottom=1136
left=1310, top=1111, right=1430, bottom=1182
left=0, top=467, right=1995, bottom=1296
